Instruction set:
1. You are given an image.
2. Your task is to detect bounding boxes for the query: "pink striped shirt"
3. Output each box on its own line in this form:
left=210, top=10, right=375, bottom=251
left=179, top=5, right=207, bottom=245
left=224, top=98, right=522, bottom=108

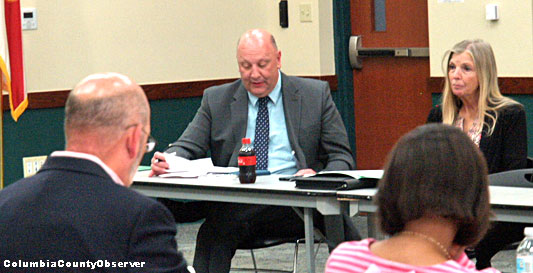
left=325, top=239, right=501, bottom=273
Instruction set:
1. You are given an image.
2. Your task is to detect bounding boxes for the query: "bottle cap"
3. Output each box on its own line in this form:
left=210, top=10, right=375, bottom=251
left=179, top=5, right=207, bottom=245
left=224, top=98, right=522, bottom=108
left=524, top=227, right=533, bottom=237
left=242, top=138, right=251, bottom=144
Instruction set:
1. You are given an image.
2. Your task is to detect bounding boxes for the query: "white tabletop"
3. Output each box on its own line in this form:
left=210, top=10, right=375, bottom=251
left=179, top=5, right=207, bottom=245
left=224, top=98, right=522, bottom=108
left=337, top=186, right=533, bottom=207
left=337, top=186, right=533, bottom=223
left=132, top=171, right=342, bottom=214
left=489, top=186, right=533, bottom=208
left=133, top=171, right=338, bottom=194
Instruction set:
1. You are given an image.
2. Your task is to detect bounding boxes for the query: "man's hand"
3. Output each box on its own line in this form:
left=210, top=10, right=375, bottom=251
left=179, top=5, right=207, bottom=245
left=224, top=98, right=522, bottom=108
left=149, top=152, right=169, bottom=177
left=294, top=168, right=316, bottom=176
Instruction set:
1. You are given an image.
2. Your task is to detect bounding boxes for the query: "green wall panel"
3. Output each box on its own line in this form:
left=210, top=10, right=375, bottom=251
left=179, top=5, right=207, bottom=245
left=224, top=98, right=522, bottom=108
left=2, top=97, right=202, bottom=188
left=3, top=108, right=65, bottom=186
left=141, top=97, right=202, bottom=167
left=332, top=0, right=356, bottom=162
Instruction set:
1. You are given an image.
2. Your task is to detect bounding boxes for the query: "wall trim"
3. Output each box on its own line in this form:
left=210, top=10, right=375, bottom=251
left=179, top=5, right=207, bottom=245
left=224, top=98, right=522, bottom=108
left=428, top=77, right=533, bottom=94
left=2, top=75, right=337, bottom=111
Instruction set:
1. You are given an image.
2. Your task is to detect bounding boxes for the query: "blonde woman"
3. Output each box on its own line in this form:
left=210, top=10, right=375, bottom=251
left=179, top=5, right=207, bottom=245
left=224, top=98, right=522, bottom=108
left=427, top=39, right=528, bottom=269
left=427, top=39, right=527, bottom=173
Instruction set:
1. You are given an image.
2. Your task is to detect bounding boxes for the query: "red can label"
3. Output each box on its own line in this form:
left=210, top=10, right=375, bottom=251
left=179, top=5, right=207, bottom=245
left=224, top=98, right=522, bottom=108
left=238, top=156, right=256, bottom=166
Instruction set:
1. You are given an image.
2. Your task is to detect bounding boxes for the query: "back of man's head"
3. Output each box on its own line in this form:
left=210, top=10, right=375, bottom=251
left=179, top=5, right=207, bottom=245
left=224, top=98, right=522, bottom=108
left=64, top=72, right=148, bottom=149
left=64, top=73, right=150, bottom=185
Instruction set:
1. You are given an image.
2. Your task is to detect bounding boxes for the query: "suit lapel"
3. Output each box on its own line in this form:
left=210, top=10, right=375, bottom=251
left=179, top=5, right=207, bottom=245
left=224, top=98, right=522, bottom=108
left=479, top=119, right=490, bottom=156
left=281, top=74, right=305, bottom=168
left=282, top=74, right=302, bottom=138
left=231, top=84, right=249, bottom=153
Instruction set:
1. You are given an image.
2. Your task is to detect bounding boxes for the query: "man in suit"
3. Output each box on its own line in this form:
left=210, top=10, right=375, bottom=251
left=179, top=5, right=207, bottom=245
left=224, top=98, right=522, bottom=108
left=0, top=73, right=190, bottom=273
left=151, top=29, right=358, bottom=273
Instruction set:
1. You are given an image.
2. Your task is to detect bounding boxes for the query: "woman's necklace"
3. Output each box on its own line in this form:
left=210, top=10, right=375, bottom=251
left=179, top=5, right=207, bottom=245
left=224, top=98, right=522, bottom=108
left=400, top=231, right=451, bottom=260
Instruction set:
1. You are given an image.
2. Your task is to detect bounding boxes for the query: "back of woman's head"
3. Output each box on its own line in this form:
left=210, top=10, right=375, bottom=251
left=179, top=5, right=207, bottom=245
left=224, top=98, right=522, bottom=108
left=376, top=123, right=491, bottom=246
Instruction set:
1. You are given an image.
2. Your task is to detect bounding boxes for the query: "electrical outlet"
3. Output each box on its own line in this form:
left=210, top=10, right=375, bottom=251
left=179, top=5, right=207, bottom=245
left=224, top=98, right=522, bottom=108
left=22, top=155, right=47, bottom=177
left=299, top=3, right=312, bottom=22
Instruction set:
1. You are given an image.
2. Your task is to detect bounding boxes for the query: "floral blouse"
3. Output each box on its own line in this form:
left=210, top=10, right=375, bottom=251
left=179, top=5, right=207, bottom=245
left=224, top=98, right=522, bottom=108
left=454, top=116, right=482, bottom=146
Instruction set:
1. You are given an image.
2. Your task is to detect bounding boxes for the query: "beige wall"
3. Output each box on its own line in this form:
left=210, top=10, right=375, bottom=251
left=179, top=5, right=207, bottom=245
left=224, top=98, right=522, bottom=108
left=428, top=0, right=533, bottom=77
left=19, top=0, right=335, bottom=92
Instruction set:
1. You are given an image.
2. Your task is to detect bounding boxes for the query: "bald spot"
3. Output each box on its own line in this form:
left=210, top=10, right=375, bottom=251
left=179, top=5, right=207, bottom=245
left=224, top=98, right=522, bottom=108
left=65, top=73, right=149, bottom=148
left=237, top=29, right=278, bottom=53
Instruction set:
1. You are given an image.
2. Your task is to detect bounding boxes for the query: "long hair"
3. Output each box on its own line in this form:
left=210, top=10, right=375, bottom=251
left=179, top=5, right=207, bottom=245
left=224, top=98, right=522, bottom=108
left=440, top=39, right=518, bottom=135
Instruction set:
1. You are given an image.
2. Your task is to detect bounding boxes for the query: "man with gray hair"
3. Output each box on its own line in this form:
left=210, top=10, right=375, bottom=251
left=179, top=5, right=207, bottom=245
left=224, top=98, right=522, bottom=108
left=0, top=73, right=190, bottom=273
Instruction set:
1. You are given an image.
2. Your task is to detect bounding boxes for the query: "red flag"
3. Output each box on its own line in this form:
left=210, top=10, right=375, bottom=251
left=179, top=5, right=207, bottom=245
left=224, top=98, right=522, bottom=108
left=1, top=0, right=27, bottom=121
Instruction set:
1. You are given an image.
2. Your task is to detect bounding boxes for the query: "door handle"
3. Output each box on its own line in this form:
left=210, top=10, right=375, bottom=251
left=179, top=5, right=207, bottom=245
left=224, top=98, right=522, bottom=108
left=349, top=35, right=429, bottom=70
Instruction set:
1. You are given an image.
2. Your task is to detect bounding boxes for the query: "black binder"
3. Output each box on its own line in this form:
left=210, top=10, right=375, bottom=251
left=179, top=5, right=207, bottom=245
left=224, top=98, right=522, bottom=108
left=293, top=172, right=378, bottom=191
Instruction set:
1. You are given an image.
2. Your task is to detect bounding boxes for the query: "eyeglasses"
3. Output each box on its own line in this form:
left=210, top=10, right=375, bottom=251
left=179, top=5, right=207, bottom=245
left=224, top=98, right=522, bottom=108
left=142, top=128, right=157, bottom=153
left=125, top=124, right=157, bottom=153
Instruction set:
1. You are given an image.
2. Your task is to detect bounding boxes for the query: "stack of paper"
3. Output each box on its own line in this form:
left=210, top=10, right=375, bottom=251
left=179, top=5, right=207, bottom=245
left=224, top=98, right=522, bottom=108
left=317, top=170, right=384, bottom=180
left=159, top=153, right=238, bottom=178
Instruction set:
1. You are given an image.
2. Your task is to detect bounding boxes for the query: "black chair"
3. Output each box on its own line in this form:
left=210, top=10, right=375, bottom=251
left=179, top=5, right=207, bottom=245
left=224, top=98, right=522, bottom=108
left=486, top=161, right=533, bottom=257
left=231, top=233, right=325, bottom=273
left=489, top=168, right=533, bottom=187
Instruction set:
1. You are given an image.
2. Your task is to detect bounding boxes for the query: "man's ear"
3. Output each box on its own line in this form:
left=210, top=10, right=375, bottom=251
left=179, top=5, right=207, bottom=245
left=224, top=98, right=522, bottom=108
left=126, top=124, right=142, bottom=159
left=277, top=50, right=282, bottom=69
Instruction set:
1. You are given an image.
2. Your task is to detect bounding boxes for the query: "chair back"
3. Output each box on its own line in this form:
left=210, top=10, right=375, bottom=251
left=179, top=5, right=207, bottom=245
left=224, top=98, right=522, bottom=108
left=489, top=168, right=533, bottom=187
left=527, top=157, right=533, bottom=168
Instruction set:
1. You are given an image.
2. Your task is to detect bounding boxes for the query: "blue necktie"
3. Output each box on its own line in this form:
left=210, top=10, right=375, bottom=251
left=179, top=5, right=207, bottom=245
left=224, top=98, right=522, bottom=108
left=255, top=97, right=269, bottom=170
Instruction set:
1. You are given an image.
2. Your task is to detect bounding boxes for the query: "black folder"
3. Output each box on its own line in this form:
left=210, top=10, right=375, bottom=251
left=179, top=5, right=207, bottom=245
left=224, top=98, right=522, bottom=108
left=293, top=172, right=378, bottom=191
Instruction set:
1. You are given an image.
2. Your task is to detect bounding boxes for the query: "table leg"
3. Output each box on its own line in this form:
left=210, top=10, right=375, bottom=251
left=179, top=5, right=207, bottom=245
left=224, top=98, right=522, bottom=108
left=324, top=215, right=345, bottom=251
left=367, top=213, right=377, bottom=238
left=366, top=212, right=387, bottom=240
left=304, top=207, right=316, bottom=273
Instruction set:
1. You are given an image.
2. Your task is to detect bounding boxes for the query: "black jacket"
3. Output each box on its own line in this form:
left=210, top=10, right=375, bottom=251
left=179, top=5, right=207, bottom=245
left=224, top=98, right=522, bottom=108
left=427, top=103, right=527, bottom=174
left=0, top=156, right=189, bottom=273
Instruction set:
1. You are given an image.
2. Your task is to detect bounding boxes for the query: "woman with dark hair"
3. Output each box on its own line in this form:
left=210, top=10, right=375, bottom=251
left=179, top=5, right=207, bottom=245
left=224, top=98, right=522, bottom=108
left=427, top=39, right=527, bottom=269
left=325, top=124, right=499, bottom=273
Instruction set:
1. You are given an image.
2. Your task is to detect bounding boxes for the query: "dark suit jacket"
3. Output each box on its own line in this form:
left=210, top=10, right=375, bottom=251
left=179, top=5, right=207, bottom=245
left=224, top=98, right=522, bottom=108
left=166, top=72, right=355, bottom=171
left=0, top=156, right=188, bottom=273
left=427, top=103, right=527, bottom=174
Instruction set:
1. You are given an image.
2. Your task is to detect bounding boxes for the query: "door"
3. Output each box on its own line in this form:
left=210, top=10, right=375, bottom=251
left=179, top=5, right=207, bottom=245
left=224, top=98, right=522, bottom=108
left=351, top=0, right=432, bottom=169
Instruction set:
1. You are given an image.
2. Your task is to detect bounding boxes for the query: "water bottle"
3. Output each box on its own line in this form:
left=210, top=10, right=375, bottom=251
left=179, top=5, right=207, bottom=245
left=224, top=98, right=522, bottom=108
left=517, top=227, right=533, bottom=273
left=238, top=138, right=256, bottom=184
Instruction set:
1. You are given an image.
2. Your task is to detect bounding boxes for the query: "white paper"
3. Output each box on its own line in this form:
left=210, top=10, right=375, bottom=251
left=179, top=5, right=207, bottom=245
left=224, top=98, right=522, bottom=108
left=317, top=170, right=384, bottom=179
left=159, top=153, right=238, bottom=178
left=208, top=166, right=239, bottom=174
left=165, top=155, right=213, bottom=173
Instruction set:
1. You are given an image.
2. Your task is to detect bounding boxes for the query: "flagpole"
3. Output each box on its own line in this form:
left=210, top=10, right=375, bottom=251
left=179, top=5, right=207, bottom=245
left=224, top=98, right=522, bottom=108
left=1, top=0, right=28, bottom=188
left=1, top=86, right=4, bottom=189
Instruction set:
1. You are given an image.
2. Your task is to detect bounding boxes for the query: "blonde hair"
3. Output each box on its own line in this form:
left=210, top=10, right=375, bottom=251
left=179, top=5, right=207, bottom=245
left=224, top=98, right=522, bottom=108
left=440, top=39, right=518, bottom=135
